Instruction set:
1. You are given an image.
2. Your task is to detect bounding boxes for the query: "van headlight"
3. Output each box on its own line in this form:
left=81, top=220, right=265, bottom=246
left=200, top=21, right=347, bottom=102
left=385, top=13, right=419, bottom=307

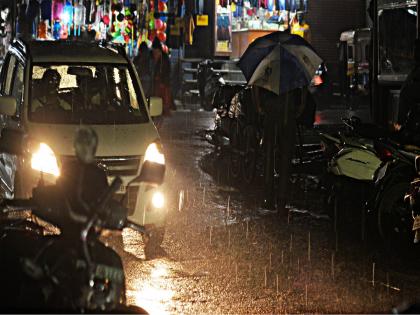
left=138, top=142, right=165, bottom=185
left=144, top=142, right=165, bottom=165
left=151, top=191, right=165, bottom=209
left=31, top=143, right=60, bottom=177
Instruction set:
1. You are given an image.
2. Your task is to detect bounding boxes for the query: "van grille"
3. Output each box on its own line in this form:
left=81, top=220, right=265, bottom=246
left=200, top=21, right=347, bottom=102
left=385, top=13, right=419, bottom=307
left=61, top=156, right=141, bottom=177
left=114, top=186, right=139, bottom=216
left=95, top=156, right=141, bottom=177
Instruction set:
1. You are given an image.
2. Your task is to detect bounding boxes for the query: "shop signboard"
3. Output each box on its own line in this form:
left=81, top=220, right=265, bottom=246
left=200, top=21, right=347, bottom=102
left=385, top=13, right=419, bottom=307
left=197, top=15, right=209, bottom=26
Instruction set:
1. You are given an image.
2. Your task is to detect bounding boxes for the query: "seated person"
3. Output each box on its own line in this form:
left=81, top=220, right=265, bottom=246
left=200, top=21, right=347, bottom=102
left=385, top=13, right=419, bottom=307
left=32, top=69, right=70, bottom=113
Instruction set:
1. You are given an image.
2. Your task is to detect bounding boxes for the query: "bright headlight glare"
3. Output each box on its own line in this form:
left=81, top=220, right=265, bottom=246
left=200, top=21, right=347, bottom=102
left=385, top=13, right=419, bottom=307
left=144, top=142, right=165, bottom=165
left=152, top=191, right=165, bottom=209
left=31, top=143, right=60, bottom=177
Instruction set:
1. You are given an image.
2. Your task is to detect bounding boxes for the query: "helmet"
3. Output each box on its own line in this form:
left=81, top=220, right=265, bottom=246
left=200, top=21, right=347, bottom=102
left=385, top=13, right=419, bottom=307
left=74, top=127, right=98, bottom=164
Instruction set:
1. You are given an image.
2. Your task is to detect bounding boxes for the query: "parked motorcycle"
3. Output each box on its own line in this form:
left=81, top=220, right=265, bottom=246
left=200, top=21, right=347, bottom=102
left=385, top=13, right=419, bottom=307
left=320, top=116, right=420, bottom=248
left=319, top=117, right=389, bottom=230
left=405, top=156, right=420, bottom=244
left=0, top=128, right=164, bottom=313
left=371, top=140, right=420, bottom=250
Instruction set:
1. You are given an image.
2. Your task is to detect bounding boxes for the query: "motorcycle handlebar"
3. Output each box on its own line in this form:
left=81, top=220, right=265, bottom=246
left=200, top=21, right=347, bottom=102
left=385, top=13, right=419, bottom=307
left=1, top=198, right=34, bottom=213
left=97, top=177, right=123, bottom=213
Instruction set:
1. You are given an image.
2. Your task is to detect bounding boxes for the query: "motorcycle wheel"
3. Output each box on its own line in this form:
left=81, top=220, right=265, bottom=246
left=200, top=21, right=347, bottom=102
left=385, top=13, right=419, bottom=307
left=377, top=181, right=412, bottom=251
left=241, top=125, right=258, bottom=184
left=229, top=120, right=242, bottom=180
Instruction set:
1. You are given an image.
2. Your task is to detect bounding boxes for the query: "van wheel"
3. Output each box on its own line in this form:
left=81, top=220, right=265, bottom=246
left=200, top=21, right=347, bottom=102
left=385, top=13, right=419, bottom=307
left=144, top=227, right=165, bottom=254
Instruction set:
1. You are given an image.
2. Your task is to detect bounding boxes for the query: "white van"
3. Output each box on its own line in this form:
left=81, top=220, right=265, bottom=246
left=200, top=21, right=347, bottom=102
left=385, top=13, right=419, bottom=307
left=0, top=39, right=167, bottom=247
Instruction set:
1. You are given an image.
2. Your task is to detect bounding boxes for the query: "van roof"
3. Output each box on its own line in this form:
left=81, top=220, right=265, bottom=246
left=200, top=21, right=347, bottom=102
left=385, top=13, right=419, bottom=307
left=22, top=40, right=128, bottom=64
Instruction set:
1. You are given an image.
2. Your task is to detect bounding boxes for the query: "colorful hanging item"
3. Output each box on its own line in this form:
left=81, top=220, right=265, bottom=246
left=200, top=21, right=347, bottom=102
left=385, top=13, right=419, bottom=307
left=52, top=0, right=64, bottom=21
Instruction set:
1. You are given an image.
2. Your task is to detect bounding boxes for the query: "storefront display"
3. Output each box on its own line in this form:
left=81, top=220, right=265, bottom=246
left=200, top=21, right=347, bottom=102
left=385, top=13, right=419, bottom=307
left=14, top=0, right=175, bottom=58
left=215, top=2, right=231, bottom=54
left=216, top=0, right=310, bottom=58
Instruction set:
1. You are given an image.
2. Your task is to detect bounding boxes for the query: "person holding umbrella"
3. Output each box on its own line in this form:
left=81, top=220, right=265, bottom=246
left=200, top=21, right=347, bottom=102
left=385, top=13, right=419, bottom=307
left=238, top=31, right=322, bottom=215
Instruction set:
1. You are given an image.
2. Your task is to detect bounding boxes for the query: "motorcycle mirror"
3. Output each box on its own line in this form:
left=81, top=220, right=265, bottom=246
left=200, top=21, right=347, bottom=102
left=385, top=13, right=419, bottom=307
left=0, top=128, right=27, bottom=155
left=416, top=156, right=420, bottom=174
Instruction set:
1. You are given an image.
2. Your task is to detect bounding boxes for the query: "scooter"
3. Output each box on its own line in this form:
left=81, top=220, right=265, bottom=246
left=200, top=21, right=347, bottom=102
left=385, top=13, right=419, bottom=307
left=405, top=156, right=420, bottom=244
left=369, top=139, right=420, bottom=250
left=0, top=128, right=164, bottom=313
left=319, top=117, right=388, bottom=228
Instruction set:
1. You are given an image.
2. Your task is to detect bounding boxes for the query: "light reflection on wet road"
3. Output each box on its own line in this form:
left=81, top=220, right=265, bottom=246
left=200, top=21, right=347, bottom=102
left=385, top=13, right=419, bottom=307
left=105, top=110, right=420, bottom=314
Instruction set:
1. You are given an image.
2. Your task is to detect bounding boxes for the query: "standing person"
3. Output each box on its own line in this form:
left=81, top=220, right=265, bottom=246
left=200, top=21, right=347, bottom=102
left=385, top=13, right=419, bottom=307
left=253, top=86, right=301, bottom=216
left=151, top=37, right=176, bottom=116
left=133, top=41, right=152, bottom=98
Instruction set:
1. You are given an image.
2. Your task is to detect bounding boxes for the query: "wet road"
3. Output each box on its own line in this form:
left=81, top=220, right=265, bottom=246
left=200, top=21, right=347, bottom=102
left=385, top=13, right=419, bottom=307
left=105, top=110, right=420, bottom=314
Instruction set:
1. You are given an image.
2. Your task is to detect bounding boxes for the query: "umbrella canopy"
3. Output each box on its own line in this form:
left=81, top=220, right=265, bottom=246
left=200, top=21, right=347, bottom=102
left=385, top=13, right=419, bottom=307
left=238, top=31, right=322, bottom=95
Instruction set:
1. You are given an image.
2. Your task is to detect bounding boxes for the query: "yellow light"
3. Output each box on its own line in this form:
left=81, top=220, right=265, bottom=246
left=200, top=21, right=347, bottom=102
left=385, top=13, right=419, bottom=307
left=31, top=143, right=60, bottom=177
left=151, top=191, right=164, bottom=209
left=144, top=142, right=165, bottom=165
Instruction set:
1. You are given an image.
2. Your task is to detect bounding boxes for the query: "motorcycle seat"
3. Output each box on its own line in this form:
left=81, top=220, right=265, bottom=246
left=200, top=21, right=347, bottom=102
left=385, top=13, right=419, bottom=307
left=353, top=123, right=389, bottom=139
left=403, top=144, right=420, bottom=152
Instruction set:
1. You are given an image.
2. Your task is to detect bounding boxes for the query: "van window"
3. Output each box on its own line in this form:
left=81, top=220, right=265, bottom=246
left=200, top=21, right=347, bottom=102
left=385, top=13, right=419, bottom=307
left=29, top=64, right=149, bottom=125
left=378, top=7, right=416, bottom=75
left=11, top=63, right=24, bottom=113
left=4, top=54, right=16, bottom=95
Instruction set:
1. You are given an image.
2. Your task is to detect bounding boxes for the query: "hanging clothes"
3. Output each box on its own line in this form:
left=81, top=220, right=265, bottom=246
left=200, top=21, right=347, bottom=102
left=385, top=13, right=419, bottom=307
left=291, top=21, right=311, bottom=42
left=52, top=0, right=64, bottom=21
left=197, top=0, right=204, bottom=14
left=85, top=0, right=96, bottom=24
left=183, top=13, right=195, bottom=45
left=40, top=0, right=52, bottom=21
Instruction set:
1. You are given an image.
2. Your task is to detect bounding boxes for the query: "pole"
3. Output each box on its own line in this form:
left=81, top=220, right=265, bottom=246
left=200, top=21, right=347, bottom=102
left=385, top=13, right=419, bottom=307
left=11, top=0, right=17, bottom=39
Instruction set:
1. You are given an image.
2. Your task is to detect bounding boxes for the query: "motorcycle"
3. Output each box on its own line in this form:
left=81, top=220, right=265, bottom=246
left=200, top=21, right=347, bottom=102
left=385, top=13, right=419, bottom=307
left=320, top=116, right=420, bottom=248
left=406, top=156, right=420, bottom=244
left=366, top=138, right=420, bottom=250
left=318, top=117, right=390, bottom=231
left=0, top=128, right=164, bottom=313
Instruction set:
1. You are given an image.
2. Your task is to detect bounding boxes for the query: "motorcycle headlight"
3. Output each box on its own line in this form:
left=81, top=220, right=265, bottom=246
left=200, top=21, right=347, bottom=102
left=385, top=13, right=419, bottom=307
left=31, top=143, right=60, bottom=177
left=144, top=142, right=165, bottom=165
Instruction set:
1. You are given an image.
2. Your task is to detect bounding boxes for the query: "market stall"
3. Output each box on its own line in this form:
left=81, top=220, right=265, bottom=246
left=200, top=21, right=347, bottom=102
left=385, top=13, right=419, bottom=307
left=215, top=0, right=309, bottom=58
left=14, top=0, right=175, bottom=58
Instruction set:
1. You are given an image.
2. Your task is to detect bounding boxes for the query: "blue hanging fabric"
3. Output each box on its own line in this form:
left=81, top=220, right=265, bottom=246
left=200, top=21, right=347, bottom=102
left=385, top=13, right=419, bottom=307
left=276, top=0, right=285, bottom=11
left=290, top=0, right=296, bottom=11
left=303, top=0, right=308, bottom=12
left=267, top=0, right=274, bottom=11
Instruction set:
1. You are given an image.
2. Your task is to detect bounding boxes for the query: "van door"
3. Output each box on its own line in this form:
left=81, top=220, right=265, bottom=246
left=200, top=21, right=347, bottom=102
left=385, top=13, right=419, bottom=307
left=0, top=53, right=24, bottom=197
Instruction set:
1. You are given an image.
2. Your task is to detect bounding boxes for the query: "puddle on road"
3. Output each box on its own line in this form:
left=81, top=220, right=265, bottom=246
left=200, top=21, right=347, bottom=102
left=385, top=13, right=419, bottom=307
left=127, top=260, right=175, bottom=315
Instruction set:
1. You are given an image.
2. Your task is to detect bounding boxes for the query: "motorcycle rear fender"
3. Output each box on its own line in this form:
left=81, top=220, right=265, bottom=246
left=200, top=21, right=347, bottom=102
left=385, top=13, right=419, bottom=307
left=369, top=162, right=416, bottom=214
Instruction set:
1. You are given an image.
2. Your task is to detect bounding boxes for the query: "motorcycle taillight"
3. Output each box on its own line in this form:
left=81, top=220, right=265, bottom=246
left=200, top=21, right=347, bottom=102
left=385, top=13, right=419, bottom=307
left=375, top=144, right=393, bottom=161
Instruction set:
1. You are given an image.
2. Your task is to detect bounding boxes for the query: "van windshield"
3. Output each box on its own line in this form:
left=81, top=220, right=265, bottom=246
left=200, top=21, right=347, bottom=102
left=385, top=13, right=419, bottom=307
left=29, top=64, right=149, bottom=124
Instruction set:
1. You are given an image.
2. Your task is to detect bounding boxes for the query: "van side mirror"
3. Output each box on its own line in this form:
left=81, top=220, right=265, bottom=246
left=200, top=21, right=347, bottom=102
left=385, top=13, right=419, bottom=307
left=416, top=156, right=420, bottom=174
left=0, top=128, right=26, bottom=155
left=0, top=96, right=17, bottom=116
left=149, top=97, right=163, bottom=117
